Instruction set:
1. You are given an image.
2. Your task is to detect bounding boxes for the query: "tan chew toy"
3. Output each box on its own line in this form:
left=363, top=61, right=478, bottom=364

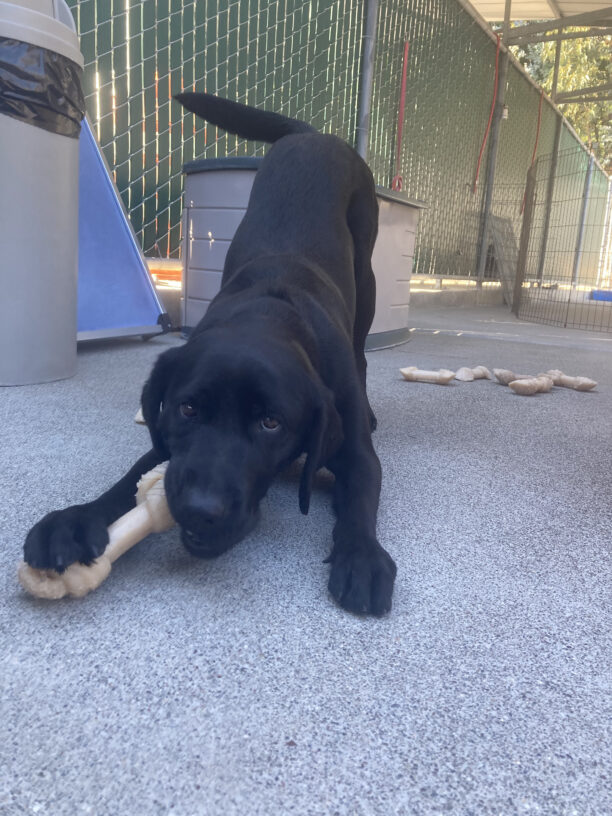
left=18, top=463, right=173, bottom=600
left=455, top=365, right=492, bottom=382
left=400, top=367, right=456, bottom=384
left=539, top=369, right=597, bottom=391
left=493, top=368, right=534, bottom=386
left=508, top=375, right=553, bottom=396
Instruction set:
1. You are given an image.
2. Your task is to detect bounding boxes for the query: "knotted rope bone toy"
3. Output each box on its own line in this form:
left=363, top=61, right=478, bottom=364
left=18, top=463, right=174, bottom=600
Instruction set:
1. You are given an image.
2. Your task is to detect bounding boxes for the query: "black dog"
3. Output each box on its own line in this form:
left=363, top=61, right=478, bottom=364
left=24, top=93, right=397, bottom=615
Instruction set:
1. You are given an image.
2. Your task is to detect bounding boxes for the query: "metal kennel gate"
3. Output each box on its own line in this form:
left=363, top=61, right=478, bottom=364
left=512, top=144, right=612, bottom=332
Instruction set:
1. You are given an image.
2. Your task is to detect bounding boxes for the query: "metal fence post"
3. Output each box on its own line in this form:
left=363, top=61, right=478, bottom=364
left=512, top=164, right=537, bottom=315
left=356, top=0, right=379, bottom=160
left=535, top=115, right=562, bottom=284
left=572, top=152, right=595, bottom=286
left=475, top=0, right=512, bottom=283
left=596, top=181, right=612, bottom=287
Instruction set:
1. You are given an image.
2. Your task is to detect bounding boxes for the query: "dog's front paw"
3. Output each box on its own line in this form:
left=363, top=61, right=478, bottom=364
left=24, top=505, right=109, bottom=573
left=325, top=539, right=397, bottom=616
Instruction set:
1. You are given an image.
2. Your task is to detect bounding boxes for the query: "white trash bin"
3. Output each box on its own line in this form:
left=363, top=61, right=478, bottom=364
left=0, top=0, right=84, bottom=384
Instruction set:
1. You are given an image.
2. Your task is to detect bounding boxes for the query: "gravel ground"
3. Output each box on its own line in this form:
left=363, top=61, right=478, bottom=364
left=1, top=306, right=610, bottom=816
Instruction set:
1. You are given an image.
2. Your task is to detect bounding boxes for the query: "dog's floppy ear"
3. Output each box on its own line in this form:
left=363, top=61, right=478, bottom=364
left=141, top=348, right=181, bottom=458
left=299, top=384, right=343, bottom=515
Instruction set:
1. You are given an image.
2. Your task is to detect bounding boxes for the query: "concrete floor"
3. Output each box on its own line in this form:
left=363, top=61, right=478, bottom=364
left=1, top=304, right=610, bottom=815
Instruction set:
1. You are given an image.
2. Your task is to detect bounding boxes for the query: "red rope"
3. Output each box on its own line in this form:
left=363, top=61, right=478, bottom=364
left=391, top=41, right=410, bottom=192
left=521, top=89, right=544, bottom=214
left=472, top=33, right=500, bottom=195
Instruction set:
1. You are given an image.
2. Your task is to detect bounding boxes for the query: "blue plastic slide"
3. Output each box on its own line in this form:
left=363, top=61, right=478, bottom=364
left=77, top=118, right=168, bottom=340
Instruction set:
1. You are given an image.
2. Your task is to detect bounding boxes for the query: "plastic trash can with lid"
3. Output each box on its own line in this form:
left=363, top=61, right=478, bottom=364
left=0, top=0, right=85, bottom=384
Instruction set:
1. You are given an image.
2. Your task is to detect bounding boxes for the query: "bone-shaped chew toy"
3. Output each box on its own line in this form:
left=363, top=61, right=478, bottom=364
left=18, top=463, right=173, bottom=600
left=455, top=365, right=492, bottom=382
left=493, top=368, right=534, bottom=385
left=539, top=370, right=597, bottom=391
left=495, top=368, right=597, bottom=392
left=400, top=367, right=456, bottom=384
left=508, top=375, right=553, bottom=396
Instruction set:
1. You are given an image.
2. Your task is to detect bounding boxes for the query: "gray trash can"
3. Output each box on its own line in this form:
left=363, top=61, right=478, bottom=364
left=182, top=158, right=425, bottom=348
left=367, top=188, right=425, bottom=350
left=0, top=0, right=85, bottom=385
left=182, top=157, right=261, bottom=331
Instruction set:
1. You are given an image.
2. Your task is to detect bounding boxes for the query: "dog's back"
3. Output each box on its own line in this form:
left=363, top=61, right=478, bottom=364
left=176, top=93, right=377, bottom=277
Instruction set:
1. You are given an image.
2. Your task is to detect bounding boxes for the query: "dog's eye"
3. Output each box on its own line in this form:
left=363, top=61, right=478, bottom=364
left=180, top=402, right=197, bottom=418
left=261, top=416, right=280, bottom=431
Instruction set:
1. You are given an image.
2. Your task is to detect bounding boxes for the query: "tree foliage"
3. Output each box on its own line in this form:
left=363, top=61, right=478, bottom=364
left=512, top=29, right=611, bottom=172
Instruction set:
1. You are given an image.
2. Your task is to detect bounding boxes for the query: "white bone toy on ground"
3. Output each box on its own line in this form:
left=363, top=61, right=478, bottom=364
left=493, top=369, right=534, bottom=385
left=454, top=366, right=492, bottom=382
left=539, top=370, right=597, bottom=391
left=18, top=463, right=173, bottom=600
left=508, top=375, right=554, bottom=396
left=400, top=366, right=597, bottom=394
left=494, top=368, right=597, bottom=392
left=399, top=367, right=456, bottom=384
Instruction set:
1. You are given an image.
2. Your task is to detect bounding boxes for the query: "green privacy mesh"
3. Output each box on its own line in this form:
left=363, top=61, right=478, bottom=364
left=68, top=0, right=364, bottom=255
left=67, top=0, right=609, bottom=302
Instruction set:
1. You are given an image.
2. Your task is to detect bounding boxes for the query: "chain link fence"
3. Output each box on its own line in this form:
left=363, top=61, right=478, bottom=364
left=68, top=0, right=364, bottom=256
left=514, top=144, right=612, bottom=331
left=67, top=0, right=610, bottom=326
left=368, top=0, right=494, bottom=279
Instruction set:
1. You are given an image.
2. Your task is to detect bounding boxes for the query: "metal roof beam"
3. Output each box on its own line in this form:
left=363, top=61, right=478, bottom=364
left=569, top=94, right=612, bottom=101
left=506, top=6, right=612, bottom=41
left=556, top=82, right=612, bottom=102
left=511, top=26, right=612, bottom=45
left=551, top=31, right=562, bottom=100
left=558, top=94, right=612, bottom=102
left=546, top=0, right=564, bottom=18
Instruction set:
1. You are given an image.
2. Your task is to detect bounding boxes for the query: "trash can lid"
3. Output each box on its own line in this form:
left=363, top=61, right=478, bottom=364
left=0, top=0, right=83, bottom=68
left=183, top=157, right=264, bottom=175
left=375, top=186, right=427, bottom=209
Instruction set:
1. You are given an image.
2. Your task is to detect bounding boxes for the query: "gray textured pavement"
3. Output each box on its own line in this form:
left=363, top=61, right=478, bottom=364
left=1, top=305, right=610, bottom=815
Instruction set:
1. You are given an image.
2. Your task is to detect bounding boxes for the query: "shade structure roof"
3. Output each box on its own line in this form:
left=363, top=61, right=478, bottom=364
left=469, top=0, right=611, bottom=22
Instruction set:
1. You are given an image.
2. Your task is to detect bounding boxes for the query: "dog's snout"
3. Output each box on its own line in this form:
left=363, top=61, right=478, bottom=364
left=183, top=489, right=229, bottom=526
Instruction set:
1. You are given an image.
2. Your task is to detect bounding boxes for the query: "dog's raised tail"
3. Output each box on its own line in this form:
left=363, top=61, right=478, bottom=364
left=175, top=92, right=316, bottom=143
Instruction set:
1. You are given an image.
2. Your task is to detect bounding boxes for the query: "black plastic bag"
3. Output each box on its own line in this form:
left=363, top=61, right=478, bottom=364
left=0, top=36, right=85, bottom=138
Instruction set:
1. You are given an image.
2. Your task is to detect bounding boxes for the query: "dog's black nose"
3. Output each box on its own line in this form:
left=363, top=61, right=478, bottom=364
left=183, top=489, right=229, bottom=526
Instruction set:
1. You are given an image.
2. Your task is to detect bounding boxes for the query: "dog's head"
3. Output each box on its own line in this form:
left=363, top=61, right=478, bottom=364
left=141, top=329, right=342, bottom=558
